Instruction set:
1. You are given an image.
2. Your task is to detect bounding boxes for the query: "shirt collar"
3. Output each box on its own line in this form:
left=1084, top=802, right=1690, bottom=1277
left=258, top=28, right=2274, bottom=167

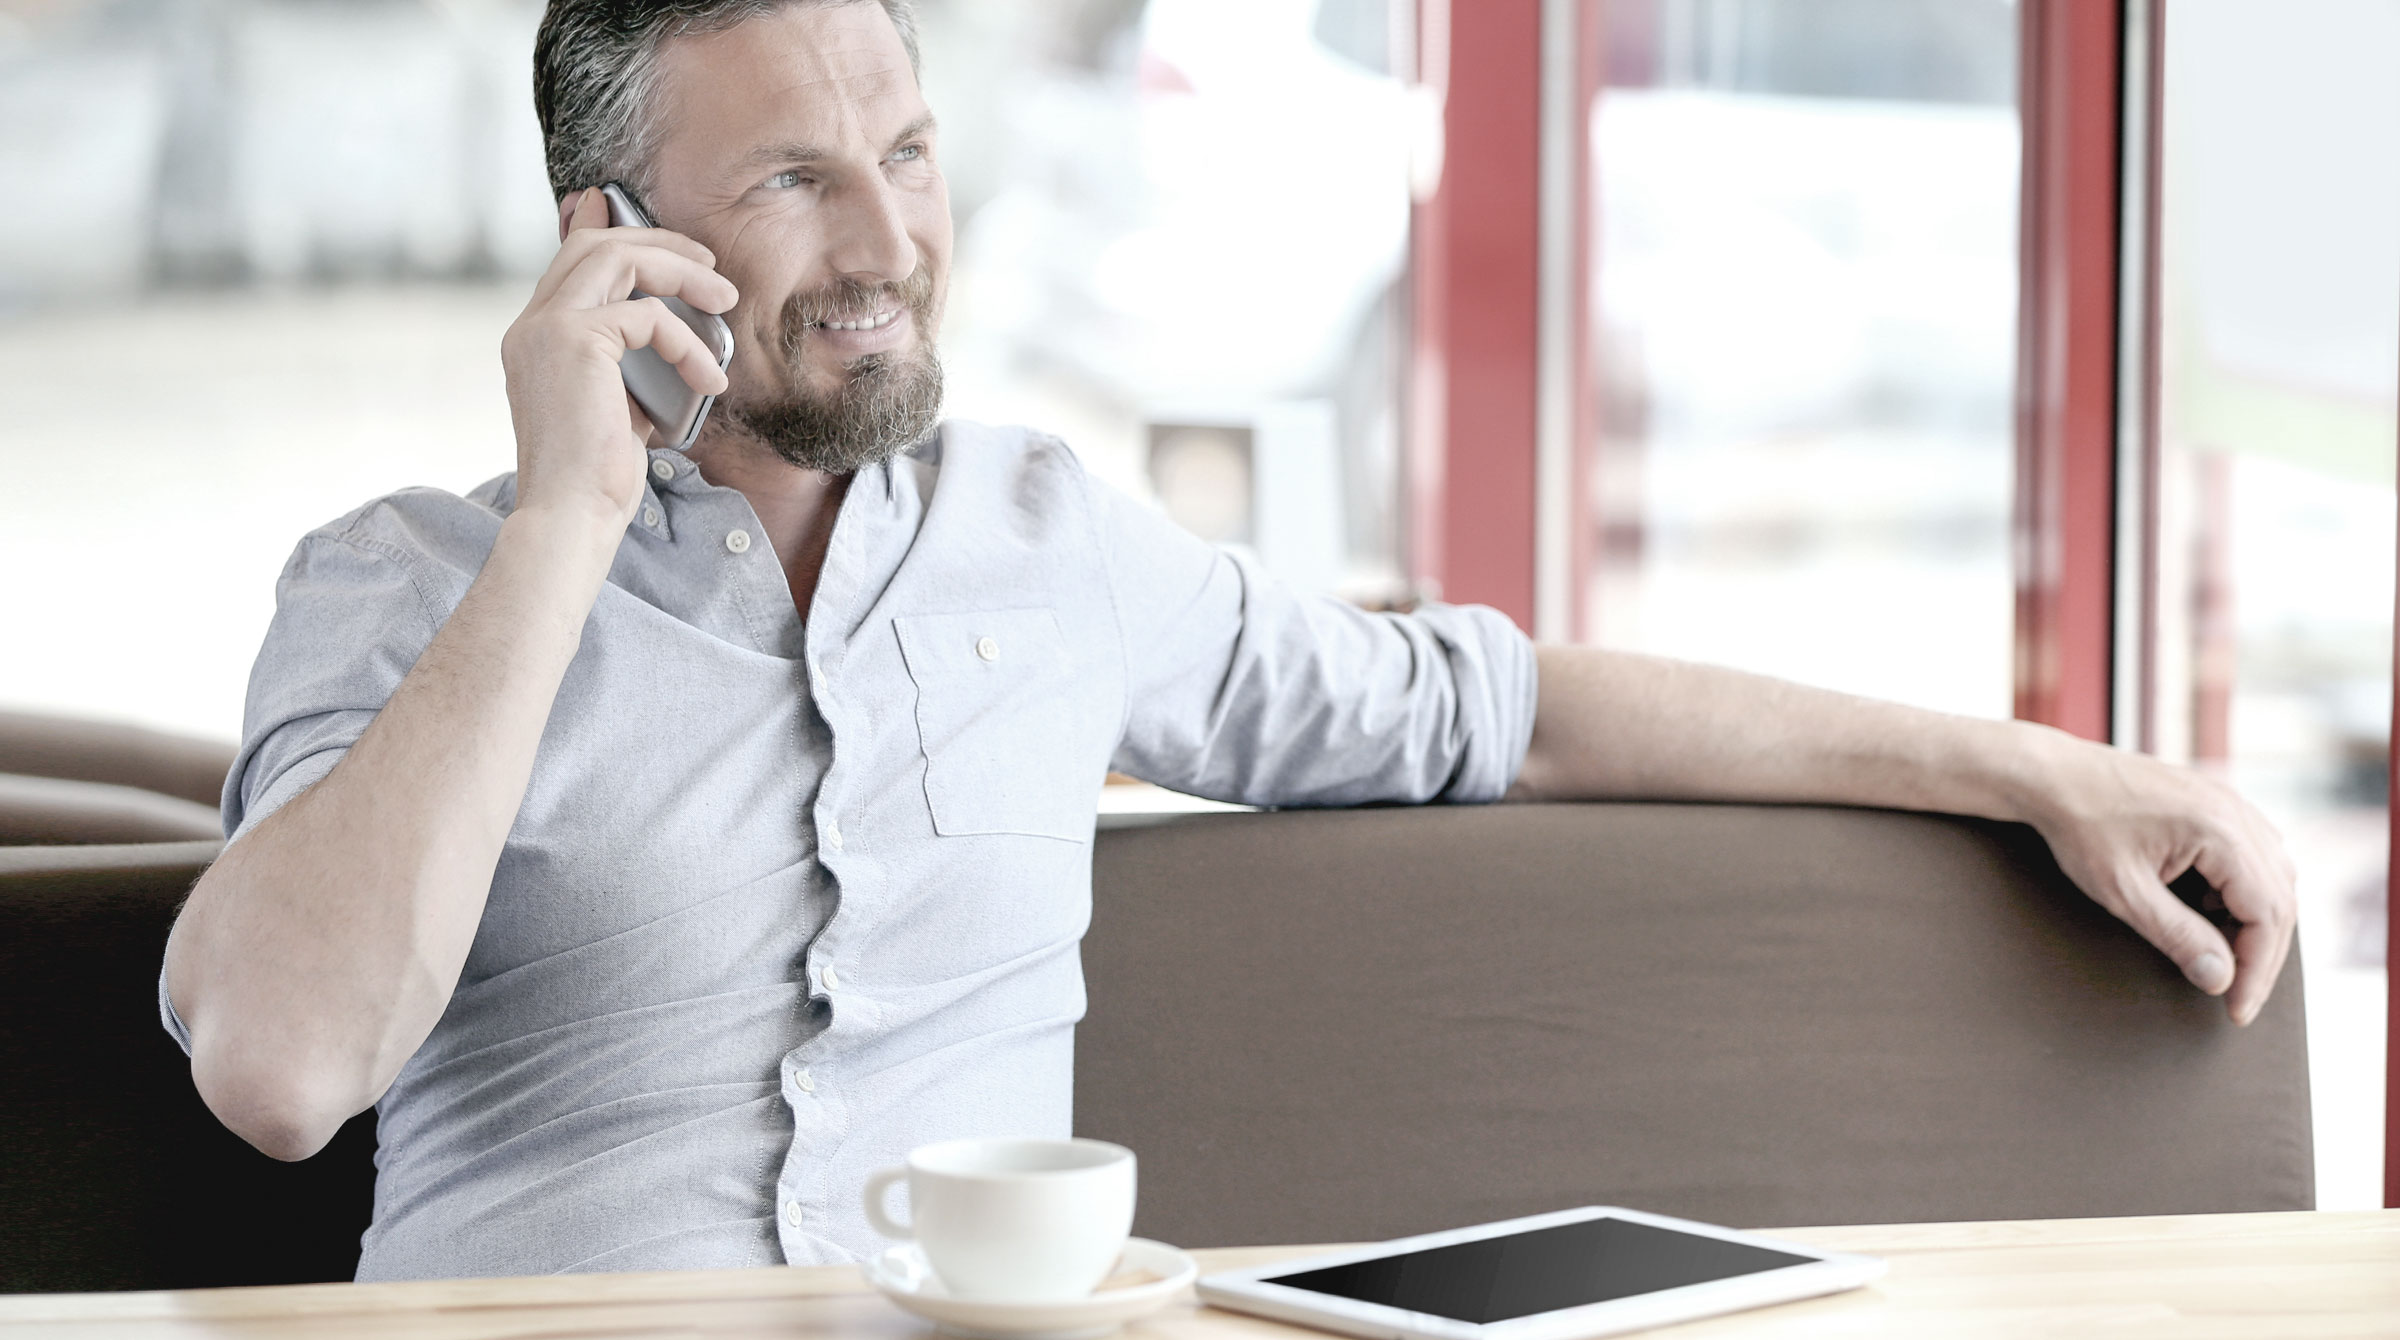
left=630, top=443, right=910, bottom=539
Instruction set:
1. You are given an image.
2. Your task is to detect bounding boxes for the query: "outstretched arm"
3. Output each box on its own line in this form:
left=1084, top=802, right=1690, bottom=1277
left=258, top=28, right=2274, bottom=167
left=1506, top=645, right=2297, bottom=1025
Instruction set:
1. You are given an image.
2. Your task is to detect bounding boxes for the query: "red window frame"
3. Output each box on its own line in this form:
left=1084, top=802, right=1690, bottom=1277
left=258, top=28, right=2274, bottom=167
left=1404, top=0, right=1542, bottom=625
left=2014, top=0, right=2128, bottom=747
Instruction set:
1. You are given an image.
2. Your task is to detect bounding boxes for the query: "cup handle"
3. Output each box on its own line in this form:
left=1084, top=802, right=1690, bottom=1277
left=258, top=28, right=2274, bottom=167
left=863, top=1165, right=913, bottom=1239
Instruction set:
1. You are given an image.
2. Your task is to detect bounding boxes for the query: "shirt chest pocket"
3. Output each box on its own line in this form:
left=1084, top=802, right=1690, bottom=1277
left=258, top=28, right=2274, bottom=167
left=893, top=608, right=1096, bottom=841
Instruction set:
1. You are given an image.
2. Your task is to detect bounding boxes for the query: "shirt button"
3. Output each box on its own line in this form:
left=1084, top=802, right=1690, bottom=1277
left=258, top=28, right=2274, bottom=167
left=641, top=505, right=660, bottom=528
left=794, top=1067, right=816, bottom=1094
left=650, top=457, right=674, bottom=482
left=823, top=817, right=844, bottom=851
left=821, top=965, right=842, bottom=991
left=975, top=636, right=1000, bottom=662
left=726, top=528, right=752, bottom=554
left=784, top=1200, right=805, bottom=1227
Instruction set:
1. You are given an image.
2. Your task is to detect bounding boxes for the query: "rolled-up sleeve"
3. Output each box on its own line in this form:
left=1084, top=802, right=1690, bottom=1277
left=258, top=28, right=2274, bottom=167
left=220, top=526, right=440, bottom=846
left=1092, top=474, right=1537, bottom=807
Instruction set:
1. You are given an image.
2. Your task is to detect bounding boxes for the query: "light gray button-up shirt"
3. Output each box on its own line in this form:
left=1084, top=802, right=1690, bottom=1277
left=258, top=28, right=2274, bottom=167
left=161, top=420, right=1536, bottom=1280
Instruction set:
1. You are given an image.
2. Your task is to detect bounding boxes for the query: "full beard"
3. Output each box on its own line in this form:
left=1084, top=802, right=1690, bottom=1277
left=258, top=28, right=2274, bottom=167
left=720, top=268, right=944, bottom=474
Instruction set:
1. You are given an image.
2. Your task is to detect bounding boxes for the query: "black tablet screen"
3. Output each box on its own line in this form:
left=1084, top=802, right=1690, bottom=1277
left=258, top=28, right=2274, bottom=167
left=1263, top=1217, right=1813, bottom=1324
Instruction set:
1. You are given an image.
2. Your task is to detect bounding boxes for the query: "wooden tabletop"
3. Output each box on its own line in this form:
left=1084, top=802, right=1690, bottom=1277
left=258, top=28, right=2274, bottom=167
left=5, top=1210, right=2396, bottom=1338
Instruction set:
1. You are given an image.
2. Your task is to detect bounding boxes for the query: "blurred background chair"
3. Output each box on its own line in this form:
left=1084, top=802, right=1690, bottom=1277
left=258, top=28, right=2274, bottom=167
left=0, top=841, right=378, bottom=1292
left=0, top=773, right=219, bottom=847
left=0, top=711, right=378, bottom=1293
left=0, top=709, right=234, bottom=846
left=0, top=709, right=238, bottom=810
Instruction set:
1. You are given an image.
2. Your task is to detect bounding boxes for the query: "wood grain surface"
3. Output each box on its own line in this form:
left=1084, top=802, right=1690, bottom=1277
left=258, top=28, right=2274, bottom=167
left=3, top=1211, right=2393, bottom=1338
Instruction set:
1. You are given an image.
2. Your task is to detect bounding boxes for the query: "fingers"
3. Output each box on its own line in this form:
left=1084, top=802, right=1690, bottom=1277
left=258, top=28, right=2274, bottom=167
left=599, top=297, right=731, bottom=397
left=568, top=185, right=607, bottom=233
left=2223, top=914, right=2292, bottom=1027
left=556, top=242, right=740, bottom=316
left=2193, top=835, right=2297, bottom=1028
left=2039, top=740, right=2301, bottom=1028
left=2110, top=865, right=2238, bottom=999
left=530, top=192, right=733, bottom=314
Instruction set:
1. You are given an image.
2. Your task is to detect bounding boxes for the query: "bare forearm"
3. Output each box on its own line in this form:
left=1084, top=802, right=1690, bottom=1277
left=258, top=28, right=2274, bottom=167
left=1506, top=644, right=2299, bottom=1025
left=1505, top=646, right=2060, bottom=823
left=165, top=507, right=619, bottom=1157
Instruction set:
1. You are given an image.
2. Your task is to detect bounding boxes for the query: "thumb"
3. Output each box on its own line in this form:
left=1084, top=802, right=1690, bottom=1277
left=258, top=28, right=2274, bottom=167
left=2117, top=867, right=2236, bottom=994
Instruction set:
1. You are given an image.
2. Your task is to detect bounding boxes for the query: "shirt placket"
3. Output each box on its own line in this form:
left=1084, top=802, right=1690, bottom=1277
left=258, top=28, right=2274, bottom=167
left=635, top=453, right=678, bottom=541
left=640, top=448, right=843, bottom=1258
left=775, top=463, right=886, bottom=1263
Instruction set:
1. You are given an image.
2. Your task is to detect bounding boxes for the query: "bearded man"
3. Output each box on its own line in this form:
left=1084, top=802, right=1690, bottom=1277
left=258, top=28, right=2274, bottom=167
left=159, top=0, right=2296, bottom=1282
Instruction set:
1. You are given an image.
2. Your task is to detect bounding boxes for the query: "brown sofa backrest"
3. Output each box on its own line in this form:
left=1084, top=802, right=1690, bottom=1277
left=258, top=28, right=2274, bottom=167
left=1075, top=803, right=2313, bottom=1247
left=1, top=802, right=2310, bottom=1292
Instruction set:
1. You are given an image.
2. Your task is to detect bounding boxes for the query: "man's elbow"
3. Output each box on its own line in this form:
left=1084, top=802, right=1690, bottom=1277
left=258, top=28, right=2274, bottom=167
left=189, top=1037, right=359, bottom=1163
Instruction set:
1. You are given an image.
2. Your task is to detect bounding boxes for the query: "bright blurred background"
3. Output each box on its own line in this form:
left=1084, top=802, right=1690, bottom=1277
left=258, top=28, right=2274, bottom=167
left=0, top=0, right=1417, bottom=742
left=2149, top=0, right=2399, bottom=1216
left=1, top=0, right=2393, bottom=1206
left=1588, top=0, right=2020, bottom=718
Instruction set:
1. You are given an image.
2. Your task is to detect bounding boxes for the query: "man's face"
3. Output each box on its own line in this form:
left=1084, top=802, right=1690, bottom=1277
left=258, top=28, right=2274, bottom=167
left=644, top=1, right=950, bottom=472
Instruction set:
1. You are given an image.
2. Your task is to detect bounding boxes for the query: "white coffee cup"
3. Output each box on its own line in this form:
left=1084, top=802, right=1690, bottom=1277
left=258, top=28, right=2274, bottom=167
left=862, top=1137, right=1137, bottom=1302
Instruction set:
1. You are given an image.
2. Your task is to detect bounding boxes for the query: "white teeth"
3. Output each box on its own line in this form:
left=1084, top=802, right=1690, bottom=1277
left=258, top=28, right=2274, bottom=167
left=819, top=310, right=897, bottom=332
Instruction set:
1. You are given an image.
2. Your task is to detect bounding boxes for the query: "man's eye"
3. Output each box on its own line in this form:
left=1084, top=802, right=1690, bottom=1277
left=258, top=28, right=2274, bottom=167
left=766, top=170, right=811, bottom=189
left=891, top=144, right=924, bottom=163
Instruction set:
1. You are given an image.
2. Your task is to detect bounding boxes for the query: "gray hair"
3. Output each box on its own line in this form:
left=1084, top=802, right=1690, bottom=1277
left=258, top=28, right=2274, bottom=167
left=534, top=0, right=921, bottom=206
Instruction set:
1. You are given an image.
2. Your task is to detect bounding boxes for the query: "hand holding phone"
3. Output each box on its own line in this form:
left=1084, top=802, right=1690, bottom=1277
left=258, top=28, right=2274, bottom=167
left=498, top=185, right=737, bottom=535
left=598, top=182, right=735, bottom=452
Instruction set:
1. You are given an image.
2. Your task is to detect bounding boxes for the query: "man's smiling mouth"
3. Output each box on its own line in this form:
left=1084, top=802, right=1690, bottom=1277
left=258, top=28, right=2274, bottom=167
left=810, top=308, right=901, bottom=332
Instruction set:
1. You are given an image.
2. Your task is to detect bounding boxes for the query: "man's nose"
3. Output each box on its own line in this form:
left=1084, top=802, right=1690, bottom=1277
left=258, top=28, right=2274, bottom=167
left=824, top=173, right=918, bottom=284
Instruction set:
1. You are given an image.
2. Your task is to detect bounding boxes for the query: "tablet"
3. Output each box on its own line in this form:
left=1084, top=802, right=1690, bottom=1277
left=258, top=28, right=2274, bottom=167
left=1195, top=1206, right=1885, bottom=1340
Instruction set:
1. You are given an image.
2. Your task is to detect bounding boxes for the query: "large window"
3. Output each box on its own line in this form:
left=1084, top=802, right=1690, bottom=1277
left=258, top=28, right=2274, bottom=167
left=925, top=0, right=1413, bottom=602
left=1583, top=0, right=2021, bottom=719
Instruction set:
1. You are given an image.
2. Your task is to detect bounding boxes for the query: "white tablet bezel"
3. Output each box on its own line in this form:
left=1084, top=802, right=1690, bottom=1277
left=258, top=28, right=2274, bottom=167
left=1195, top=1206, right=1886, bottom=1340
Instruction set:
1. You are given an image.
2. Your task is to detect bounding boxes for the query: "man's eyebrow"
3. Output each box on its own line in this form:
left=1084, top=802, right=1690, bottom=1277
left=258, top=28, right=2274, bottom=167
left=738, top=139, right=831, bottom=169
left=733, top=114, right=939, bottom=172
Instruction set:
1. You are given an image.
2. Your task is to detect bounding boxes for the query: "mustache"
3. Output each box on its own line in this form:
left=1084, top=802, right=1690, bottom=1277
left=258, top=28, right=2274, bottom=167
left=779, top=268, right=938, bottom=347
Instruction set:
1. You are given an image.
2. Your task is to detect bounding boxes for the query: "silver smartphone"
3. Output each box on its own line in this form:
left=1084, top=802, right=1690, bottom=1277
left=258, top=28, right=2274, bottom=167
left=597, top=181, right=735, bottom=452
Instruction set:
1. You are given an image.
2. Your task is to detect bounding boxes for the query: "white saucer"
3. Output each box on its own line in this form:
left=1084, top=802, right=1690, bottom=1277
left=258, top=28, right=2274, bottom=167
left=864, top=1237, right=1199, bottom=1340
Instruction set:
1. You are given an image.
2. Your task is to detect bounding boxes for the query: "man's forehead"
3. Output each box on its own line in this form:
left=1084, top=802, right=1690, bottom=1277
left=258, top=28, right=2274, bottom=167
left=653, top=3, right=925, bottom=166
